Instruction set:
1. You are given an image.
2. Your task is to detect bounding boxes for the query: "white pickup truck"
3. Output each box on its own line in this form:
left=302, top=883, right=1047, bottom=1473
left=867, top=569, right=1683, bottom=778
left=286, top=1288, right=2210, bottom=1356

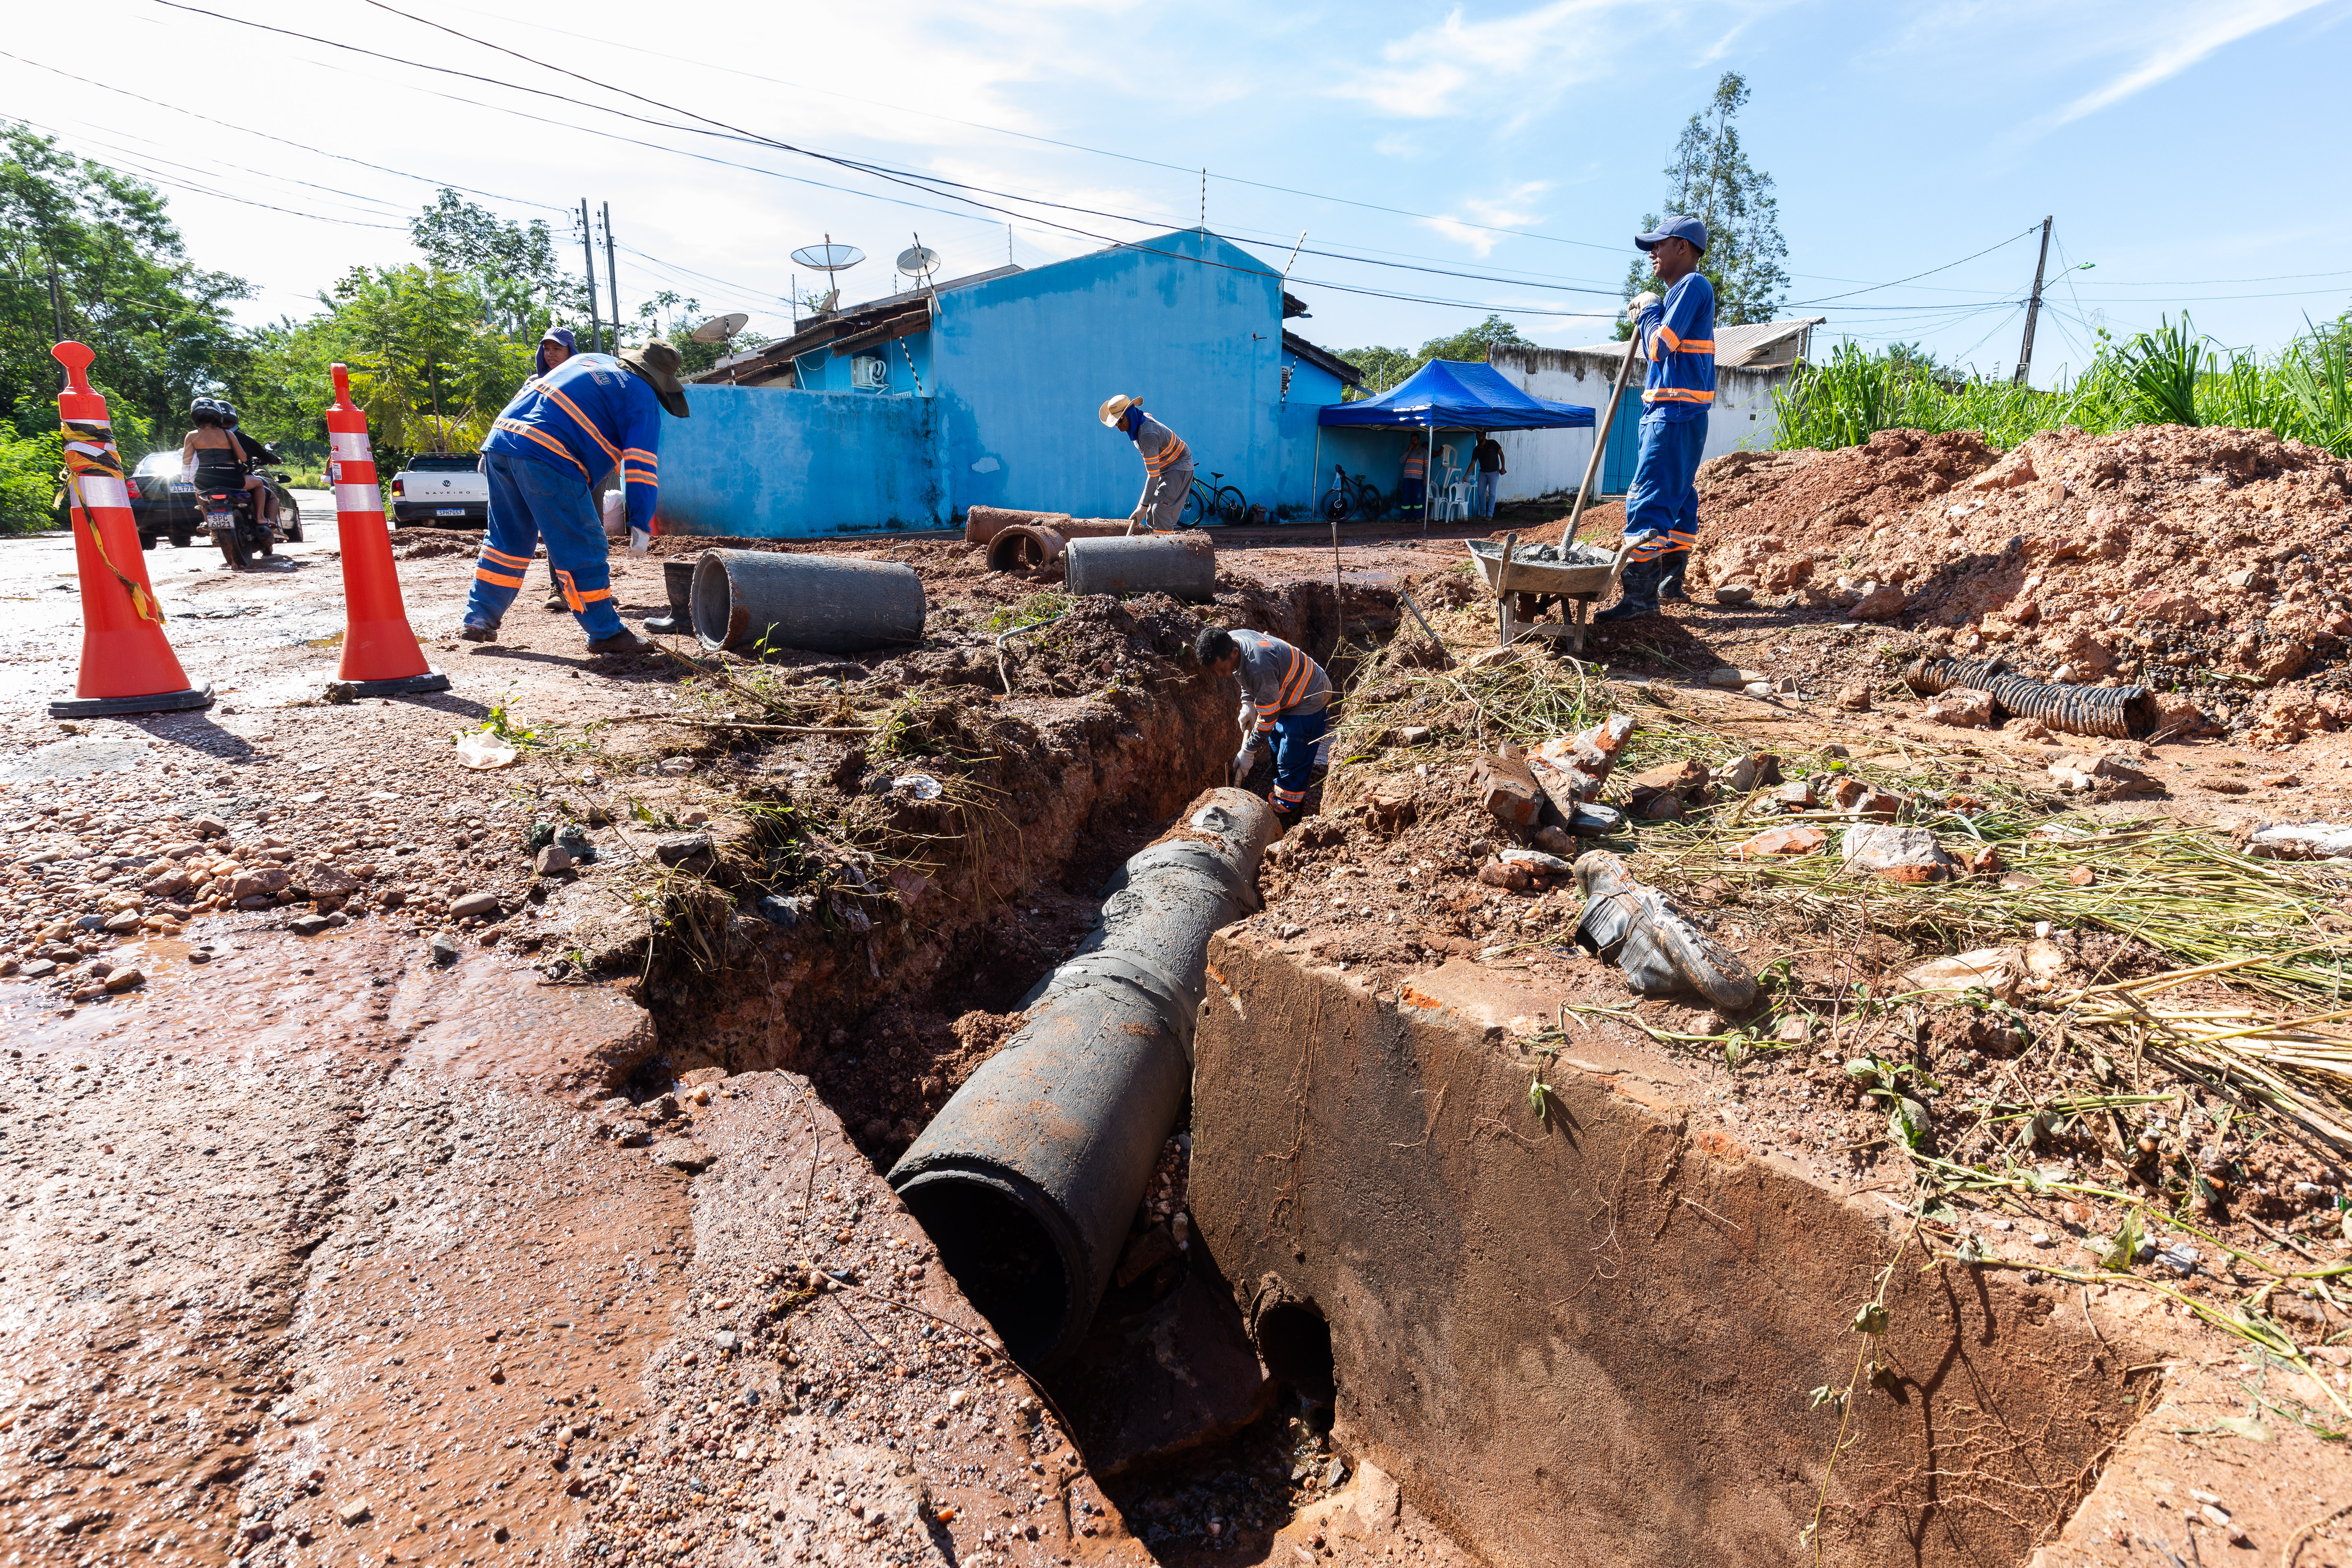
left=390, top=452, right=487, bottom=527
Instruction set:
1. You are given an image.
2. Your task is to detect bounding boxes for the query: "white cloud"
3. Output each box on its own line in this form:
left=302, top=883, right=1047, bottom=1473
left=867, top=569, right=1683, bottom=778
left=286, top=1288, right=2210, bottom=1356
left=1413, top=182, right=1552, bottom=257
left=2052, top=0, right=2331, bottom=123
left=1327, top=0, right=1663, bottom=120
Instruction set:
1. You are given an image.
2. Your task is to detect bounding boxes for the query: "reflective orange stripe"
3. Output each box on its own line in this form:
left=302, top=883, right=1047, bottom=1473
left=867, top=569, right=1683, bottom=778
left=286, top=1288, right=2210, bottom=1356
left=1642, top=387, right=1715, bottom=404
left=1146, top=436, right=1190, bottom=473
left=537, top=383, right=622, bottom=468
left=495, top=419, right=590, bottom=477
left=576, top=587, right=612, bottom=603
left=475, top=567, right=524, bottom=587
left=480, top=545, right=531, bottom=568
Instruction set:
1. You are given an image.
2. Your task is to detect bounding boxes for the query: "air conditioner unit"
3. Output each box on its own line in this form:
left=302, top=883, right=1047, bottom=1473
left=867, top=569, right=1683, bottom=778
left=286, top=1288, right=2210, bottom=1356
left=850, top=355, right=889, bottom=390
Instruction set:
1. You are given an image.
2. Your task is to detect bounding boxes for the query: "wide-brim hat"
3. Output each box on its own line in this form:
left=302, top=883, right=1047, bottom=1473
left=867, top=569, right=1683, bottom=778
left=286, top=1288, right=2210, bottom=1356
left=1099, top=394, right=1140, bottom=428
left=619, top=341, right=691, bottom=418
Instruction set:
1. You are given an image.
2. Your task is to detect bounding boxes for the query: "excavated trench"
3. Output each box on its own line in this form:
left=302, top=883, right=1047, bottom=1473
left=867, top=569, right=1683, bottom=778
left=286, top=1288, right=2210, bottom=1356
left=575, top=576, right=2160, bottom=1566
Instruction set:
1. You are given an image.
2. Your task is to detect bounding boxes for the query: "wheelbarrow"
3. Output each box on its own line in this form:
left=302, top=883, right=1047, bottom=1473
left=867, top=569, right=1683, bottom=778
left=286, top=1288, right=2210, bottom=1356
left=1466, top=532, right=1633, bottom=654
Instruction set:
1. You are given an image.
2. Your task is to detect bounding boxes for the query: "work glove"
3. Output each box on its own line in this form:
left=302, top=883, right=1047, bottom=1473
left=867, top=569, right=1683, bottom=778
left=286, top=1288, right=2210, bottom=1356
left=1237, top=700, right=1260, bottom=734
left=1231, top=735, right=1264, bottom=785
left=628, top=527, right=652, bottom=555
left=1625, top=290, right=1660, bottom=321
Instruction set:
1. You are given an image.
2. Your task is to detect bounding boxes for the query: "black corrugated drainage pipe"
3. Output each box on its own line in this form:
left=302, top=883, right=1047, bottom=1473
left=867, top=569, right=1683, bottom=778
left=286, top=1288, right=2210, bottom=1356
left=691, top=548, right=926, bottom=655
left=1904, top=655, right=2161, bottom=740
left=889, top=786, right=1278, bottom=1367
left=1063, top=534, right=1217, bottom=601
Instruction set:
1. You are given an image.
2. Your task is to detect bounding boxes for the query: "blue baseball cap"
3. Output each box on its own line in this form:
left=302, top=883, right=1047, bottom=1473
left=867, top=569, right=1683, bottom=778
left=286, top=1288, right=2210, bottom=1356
left=1635, top=216, right=1709, bottom=254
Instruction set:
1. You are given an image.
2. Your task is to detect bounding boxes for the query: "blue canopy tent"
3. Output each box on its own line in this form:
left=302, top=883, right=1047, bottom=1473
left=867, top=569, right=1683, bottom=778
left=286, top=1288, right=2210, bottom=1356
left=1314, top=359, right=1593, bottom=525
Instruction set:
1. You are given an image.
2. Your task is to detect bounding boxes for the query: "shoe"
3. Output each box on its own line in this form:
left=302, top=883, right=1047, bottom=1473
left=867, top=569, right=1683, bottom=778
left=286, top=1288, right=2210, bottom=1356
left=586, top=628, right=658, bottom=656
left=1573, top=851, right=1756, bottom=1012
left=543, top=589, right=569, bottom=612
left=457, top=622, right=499, bottom=644
left=1593, top=558, right=1663, bottom=623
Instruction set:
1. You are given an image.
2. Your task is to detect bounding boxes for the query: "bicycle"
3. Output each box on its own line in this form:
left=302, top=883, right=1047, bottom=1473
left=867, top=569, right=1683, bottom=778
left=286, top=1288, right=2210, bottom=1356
left=1179, top=470, right=1248, bottom=527
left=1320, top=465, right=1384, bottom=522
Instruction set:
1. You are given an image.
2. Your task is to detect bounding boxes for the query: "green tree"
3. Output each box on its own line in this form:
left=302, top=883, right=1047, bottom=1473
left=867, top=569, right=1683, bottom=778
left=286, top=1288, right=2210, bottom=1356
left=0, top=126, right=251, bottom=456
left=1340, top=315, right=1534, bottom=398
left=408, top=190, right=580, bottom=341
left=1622, top=72, right=1789, bottom=329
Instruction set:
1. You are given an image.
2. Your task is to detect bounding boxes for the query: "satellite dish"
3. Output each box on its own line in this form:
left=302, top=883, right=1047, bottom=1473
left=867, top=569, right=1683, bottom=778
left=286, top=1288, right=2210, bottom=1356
left=790, top=242, right=864, bottom=272
left=895, top=245, right=939, bottom=279
left=690, top=312, right=750, bottom=344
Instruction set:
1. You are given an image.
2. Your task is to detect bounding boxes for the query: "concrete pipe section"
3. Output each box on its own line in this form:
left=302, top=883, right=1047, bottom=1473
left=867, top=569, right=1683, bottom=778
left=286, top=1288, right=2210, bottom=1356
left=890, top=786, right=1278, bottom=1367
left=690, top=548, right=925, bottom=655
left=1063, top=533, right=1217, bottom=601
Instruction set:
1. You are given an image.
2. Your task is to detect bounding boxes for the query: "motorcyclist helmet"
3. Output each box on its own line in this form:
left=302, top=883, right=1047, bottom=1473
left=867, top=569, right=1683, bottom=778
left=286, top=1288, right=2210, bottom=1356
left=189, top=397, right=232, bottom=428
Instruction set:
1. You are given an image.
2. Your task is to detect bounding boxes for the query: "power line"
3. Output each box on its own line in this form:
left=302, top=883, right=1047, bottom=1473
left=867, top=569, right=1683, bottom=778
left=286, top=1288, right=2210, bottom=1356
left=0, top=49, right=571, bottom=215
left=1781, top=227, right=2041, bottom=308
left=10, top=114, right=415, bottom=222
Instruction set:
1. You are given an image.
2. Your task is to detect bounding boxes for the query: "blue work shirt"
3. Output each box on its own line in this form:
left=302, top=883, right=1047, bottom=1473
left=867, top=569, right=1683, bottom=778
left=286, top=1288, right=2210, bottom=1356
left=484, top=353, right=664, bottom=527
left=1633, top=272, right=1717, bottom=423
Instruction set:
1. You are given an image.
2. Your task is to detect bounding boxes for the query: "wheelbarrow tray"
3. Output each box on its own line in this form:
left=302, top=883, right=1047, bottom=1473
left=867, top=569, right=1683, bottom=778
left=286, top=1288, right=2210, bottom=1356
left=1465, top=538, right=1622, bottom=598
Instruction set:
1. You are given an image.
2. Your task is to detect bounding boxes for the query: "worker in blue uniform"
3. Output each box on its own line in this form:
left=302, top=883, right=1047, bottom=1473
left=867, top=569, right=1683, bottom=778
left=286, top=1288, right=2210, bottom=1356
left=1597, top=215, right=1715, bottom=623
left=461, top=342, right=689, bottom=654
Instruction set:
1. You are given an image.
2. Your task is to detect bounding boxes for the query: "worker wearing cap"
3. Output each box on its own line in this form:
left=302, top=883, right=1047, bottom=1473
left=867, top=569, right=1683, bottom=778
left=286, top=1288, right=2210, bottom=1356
left=1197, top=626, right=1330, bottom=824
left=1597, top=215, right=1715, bottom=623
left=461, top=341, right=691, bottom=655
left=1100, top=395, right=1194, bottom=532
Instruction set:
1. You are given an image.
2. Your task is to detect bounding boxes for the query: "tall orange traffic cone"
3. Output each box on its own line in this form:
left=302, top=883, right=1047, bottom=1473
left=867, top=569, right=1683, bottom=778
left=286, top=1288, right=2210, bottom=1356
left=49, top=342, right=213, bottom=719
left=326, top=362, right=448, bottom=696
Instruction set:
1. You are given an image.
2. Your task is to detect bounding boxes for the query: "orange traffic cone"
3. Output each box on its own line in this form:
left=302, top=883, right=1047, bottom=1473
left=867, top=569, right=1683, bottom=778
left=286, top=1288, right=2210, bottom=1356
left=326, top=362, right=448, bottom=696
left=49, top=342, right=212, bottom=719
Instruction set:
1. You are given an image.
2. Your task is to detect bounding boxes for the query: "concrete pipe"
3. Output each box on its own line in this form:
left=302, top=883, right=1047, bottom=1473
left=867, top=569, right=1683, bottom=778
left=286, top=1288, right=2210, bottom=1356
left=1063, top=533, right=1217, bottom=601
left=964, top=506, right=1072, bottom=547
left=985, top=524, right=1069, bottom=573
left=890, top=787, right=1278, bottom=1367
left=690, top=548, right=925, bottom=655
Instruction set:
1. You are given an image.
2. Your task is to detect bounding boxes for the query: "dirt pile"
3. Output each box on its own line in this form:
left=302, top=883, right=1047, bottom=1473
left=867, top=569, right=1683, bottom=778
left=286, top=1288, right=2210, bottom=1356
left=1685, top=427, right=2352, bottom=710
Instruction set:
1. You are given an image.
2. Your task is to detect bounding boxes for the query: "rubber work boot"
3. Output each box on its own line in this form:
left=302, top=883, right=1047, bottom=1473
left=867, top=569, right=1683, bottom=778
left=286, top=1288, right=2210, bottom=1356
left=457, top=621, right=499, bottom=644
left=1572, top=850, right=1757, bottom=1012
left=642, top=558, right=695, bottom=635
left=586, top=628, right=659, bottom=657
left=1593, top=558, right=1663, bottom=623
left=1657, top=557, right=1689, bottom=602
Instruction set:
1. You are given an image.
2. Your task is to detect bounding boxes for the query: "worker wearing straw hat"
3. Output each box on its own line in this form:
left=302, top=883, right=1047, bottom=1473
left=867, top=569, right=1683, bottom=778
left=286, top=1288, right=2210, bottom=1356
left=1100, top=394, right=1194, bottom=533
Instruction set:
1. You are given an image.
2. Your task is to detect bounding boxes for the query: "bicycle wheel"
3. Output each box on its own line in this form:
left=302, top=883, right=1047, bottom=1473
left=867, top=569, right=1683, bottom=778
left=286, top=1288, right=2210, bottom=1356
left=1321, top=486, right=1351, bottom=522
left=1352, top=483, right=1384, bottom=522
left=1178, top=484, right=1208, bottom=529
left=1213, top=486, right=1246, bottom=525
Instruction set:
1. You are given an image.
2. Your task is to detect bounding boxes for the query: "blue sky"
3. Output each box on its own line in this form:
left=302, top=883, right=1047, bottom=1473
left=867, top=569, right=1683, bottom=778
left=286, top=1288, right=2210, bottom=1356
left=9, top=0, right=2347, bottom=388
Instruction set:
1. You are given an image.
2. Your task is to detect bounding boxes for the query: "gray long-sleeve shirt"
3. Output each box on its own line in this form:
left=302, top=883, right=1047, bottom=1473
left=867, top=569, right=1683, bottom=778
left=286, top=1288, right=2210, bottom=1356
left=1233, top=629, right=1330, bottom=726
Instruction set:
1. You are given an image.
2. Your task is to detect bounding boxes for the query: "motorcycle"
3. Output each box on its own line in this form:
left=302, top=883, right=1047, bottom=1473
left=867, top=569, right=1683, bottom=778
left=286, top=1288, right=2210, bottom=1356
left=194, top=469, right=279, bottom=569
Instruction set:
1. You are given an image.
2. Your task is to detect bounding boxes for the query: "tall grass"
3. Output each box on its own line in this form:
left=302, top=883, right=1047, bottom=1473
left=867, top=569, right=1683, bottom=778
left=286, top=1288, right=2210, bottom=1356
left=1774, top=313, right=2352, bottom=456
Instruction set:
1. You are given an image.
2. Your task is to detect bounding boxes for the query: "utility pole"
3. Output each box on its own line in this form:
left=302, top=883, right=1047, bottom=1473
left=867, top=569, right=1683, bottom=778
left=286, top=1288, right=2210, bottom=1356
left=2013, top=215, right=2052, bottom=387
left=602, top=202, right=621, bottom=349
left=45, top=249, right=66, bottom=343
left=579, top=198, right=604, bottom=355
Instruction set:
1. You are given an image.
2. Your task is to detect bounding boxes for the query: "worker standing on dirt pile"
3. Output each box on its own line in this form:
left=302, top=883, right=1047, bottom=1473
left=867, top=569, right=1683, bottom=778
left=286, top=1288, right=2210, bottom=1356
left=1596, top=215, right=1715, bottom=623
left=1198, top=626, right=1330, bottom=824
left=1100, top=394, right=1194, bottom=532
left=460, top=342, right=689, bottom=655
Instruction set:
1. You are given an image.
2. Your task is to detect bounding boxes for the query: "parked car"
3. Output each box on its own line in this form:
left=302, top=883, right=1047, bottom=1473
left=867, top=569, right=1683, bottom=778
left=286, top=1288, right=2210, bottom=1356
left=391, top=452, right=487, bottom=527
left=127, top=451, right=302, bottom=550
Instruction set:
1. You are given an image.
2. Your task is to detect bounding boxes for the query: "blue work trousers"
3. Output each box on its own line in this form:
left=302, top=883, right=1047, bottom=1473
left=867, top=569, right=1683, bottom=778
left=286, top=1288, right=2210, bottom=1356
left=466, top=450, right=624, bottom=640
left=1398, top=476, right=1425, bottom=521
left=1622, top=412, right=1707, bottom=564
left=1267, top=707, right=1328, bottom=816
left=1476, top=470, right=1499, bottom=517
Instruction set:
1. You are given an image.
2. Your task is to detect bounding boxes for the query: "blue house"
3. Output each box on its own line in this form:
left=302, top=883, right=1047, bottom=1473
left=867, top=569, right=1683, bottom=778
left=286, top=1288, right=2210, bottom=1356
left=660, top=229, right=1370, bottom=535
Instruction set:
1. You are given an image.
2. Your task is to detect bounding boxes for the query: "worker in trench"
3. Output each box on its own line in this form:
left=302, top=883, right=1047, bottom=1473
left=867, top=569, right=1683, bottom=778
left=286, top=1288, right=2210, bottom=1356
left=460, top=340, right=689, bottom=655
left=1197, top=626, right=1330, bottom=825
left=1596, top=214, right=1716, bottom=622
left=1100, top=394, right=1194, bottom=532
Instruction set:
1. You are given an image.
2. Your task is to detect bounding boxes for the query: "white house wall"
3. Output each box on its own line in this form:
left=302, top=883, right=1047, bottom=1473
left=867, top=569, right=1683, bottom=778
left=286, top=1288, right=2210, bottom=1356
left=1484, top=347, right=1791, bottom=502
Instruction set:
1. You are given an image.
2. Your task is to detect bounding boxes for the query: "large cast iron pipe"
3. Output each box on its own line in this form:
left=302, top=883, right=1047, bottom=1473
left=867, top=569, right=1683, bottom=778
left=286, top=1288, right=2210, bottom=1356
left=690, top=548, right=925, bottom=655
left=889, top=787, right=1278, bottom=1367
left=1064, top=533, right=1217, bottom=601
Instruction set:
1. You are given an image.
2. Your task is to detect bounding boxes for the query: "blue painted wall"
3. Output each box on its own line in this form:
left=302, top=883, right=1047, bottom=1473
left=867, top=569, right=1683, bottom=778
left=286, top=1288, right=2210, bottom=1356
left=654, top=386, right=947, bottom=535
left=661, top=230, right=1366, bottom=537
